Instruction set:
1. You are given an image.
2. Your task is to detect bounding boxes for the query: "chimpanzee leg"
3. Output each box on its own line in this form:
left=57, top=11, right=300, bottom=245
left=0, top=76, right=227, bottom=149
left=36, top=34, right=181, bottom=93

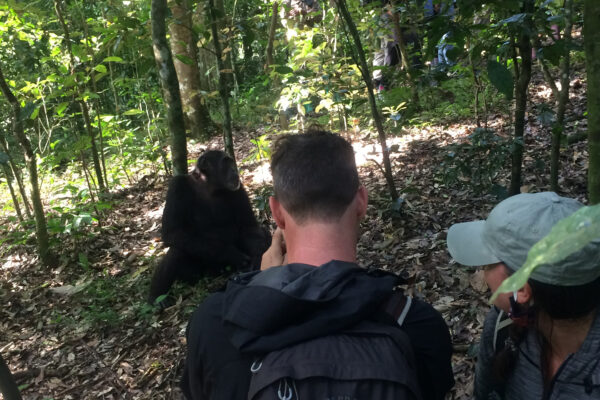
left=148, top=248, right=191, bottom=305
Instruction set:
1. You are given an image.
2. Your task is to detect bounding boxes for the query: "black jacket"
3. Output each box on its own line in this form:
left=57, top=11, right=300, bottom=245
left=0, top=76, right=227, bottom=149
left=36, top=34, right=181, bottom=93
left=181, top=261, right=454, bottom=400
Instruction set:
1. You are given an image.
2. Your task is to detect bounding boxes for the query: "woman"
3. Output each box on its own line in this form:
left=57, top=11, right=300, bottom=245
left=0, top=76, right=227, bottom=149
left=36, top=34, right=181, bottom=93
left=447, top=192, right=600, bottom=399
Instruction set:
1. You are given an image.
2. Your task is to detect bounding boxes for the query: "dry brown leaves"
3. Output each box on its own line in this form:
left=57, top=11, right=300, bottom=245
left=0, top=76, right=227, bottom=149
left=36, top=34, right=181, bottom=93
left=0, top=62, right=591, bottom=399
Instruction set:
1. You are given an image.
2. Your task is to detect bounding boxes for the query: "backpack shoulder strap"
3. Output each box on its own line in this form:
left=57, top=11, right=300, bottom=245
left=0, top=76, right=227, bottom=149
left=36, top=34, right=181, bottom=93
left=383, top=291, right=413, bottom=327
left=492, top=309, right=513, bottom=353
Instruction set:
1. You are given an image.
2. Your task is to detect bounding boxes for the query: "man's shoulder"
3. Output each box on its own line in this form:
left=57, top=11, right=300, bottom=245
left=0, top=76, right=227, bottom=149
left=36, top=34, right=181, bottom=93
left=188, top=292, right=227, bottom=334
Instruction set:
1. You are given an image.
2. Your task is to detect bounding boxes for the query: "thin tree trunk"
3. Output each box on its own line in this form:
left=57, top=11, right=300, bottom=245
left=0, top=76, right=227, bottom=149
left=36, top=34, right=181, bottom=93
left=467, top=38, right=482, bottom=128
left=82, top=15, right=110, bottom=188
left=2, top=164, right=24, bottom=222
left=79, top=150, right=98, bottom=204
left=509, top=1, right=534, bottom=196
left=0, top=354, right=22, bottom=400
left=0, top=66, right=56, bottom=266
left=335, top=0, right=398, bottom=201
left=548, top=0, right=573, bottom=192
left=54, top=0, right=106, bottom=192
left=0, top=134, right=32, bottom=218
left=585, top=0, right=600, bottom=204
left=169, top=0, right=212, bottom=139
left=208, top=0, right=236, bottom=161
left=390, top=1, right=419, bottom=107
left=151, top=0, right=189, bottom=176
left=79, top=102, right=105, bottom=191
left=265, top=1, right=279, bottom=70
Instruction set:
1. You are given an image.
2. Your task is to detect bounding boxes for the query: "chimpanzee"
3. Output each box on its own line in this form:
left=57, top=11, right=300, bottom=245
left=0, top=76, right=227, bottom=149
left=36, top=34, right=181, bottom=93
left=148, top=150, right=271, bottom=306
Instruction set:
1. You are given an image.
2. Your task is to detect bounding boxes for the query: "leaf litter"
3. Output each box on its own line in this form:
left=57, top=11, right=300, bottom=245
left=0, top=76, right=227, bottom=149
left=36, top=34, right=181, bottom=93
left=0, top=64, right=592, bottom=399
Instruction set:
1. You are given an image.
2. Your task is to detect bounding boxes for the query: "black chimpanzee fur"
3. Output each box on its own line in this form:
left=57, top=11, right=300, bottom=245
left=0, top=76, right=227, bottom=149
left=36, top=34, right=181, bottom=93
left=148, top=150, right=271, bottom=306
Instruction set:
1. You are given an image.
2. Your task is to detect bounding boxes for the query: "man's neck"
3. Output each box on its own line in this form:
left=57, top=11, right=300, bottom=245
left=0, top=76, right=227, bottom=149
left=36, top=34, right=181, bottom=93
left=284, top=221, right=358, bottom=267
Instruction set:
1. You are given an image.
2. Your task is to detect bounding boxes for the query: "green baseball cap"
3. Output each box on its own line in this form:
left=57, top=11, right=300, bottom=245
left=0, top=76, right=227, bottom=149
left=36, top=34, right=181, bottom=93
left=447, top=192, right=600, bottom=286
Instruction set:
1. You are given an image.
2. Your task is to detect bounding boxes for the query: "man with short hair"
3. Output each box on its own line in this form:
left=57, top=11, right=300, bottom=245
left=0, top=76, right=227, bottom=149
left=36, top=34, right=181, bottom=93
left=181, top=131, right=454, bottom=400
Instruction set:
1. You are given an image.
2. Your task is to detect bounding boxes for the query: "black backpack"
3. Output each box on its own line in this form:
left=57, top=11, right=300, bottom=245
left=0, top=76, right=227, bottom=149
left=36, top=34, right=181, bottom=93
left=247, top=293, right=422, bottom=400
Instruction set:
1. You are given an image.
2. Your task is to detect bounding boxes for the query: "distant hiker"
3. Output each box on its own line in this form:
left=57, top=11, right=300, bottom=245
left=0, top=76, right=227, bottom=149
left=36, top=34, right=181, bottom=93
left=447, top=192, right=600, bottom=400
left=181, top=130, right=454, bottom=400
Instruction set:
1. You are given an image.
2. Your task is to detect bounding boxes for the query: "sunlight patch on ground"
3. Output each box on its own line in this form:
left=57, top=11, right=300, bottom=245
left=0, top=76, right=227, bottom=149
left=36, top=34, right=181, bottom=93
left=248, top=161, right=273, bottom=186
left=353, top=125, right=473, bottom=167
left=535, top=83, right=554, bottom=100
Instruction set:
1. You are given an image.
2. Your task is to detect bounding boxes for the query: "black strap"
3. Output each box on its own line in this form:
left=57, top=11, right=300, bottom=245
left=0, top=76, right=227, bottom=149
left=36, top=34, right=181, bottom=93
left=383, top=291, right=412, bottom=327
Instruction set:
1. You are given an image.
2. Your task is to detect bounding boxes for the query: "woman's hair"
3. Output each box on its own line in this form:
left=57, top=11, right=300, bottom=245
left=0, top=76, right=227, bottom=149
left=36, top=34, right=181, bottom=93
left=528, top=277, right=600, bottom=320
left=493, top=274, right=600, bottom=383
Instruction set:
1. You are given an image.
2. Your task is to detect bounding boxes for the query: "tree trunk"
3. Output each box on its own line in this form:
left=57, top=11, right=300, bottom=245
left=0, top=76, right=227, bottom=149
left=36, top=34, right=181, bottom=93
left=0, top=134, right=32, bottom=218
left=549, top=0, right=573, bottom=192
left=335, top=0, right=398, bottom=201
left=585, top=0, right=600, bottom=204
left=54, top=0, right=106, bottom=192
left=82, top=16, right=110, bottom=188
left=265, top=1, right=279, bottom=70
left=151, top=0, right=189, bottom=176
left=509, top=0, right=534, bottom=196
left=0, top=66, right=56, bottom=266
left=0, top=354, right=22, bottom=400
left=208, top=0, right=236, bottom=161
left=1, top=164, right=24, bottom=222
left=389, top=1, right=419, bottom=107
left=169, top=0, right=213, bottom=139
left=79, top=101, right=105, bottom=192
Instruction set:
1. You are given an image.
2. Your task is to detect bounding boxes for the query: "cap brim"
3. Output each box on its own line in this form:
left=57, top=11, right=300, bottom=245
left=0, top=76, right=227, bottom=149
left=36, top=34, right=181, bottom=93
left=447, top=221, right=501, bottom=267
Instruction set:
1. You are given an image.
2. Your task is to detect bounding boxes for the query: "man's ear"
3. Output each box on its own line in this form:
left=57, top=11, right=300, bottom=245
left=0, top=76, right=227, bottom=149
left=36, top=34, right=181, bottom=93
left=516, top=283, right=532, bottom=304
left=269, top=196, right=286, bottom=229
left=356, top=186, right=368, bottom=220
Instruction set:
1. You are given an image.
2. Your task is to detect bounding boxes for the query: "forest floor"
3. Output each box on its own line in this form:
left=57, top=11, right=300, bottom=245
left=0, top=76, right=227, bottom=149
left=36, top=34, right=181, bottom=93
left=0, top=64, right=590, bottom=399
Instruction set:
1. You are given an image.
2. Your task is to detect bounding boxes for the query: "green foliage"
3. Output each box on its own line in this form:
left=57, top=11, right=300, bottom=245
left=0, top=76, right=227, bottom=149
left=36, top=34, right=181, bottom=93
left=251, top=184, right=274, bottom=223
left=248, top=134, right=271, bottom=161
left=487, top=60, right=514, bottom=100
left=491, top=204, right=600, bottom=302
left=438, top=128, right=511, bottom=193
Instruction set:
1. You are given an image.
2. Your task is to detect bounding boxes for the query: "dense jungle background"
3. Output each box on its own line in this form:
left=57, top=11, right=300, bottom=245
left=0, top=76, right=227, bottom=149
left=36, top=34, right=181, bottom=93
left=0, top=0, right=599, bottom=398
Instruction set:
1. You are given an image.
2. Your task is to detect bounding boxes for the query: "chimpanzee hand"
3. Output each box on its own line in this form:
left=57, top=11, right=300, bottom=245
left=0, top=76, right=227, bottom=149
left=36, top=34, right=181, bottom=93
left=226, top=247, right=252, bottom=270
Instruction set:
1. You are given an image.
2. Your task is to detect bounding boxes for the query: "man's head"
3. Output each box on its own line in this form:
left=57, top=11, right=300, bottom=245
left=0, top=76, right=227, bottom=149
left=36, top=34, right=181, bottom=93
left=270, top=130, right=361, bottom=225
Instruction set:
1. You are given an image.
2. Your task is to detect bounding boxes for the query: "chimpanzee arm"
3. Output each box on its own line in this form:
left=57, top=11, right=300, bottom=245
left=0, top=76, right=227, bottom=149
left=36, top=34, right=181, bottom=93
left=231, top=189, right=272, bottom=264
left=0, top=354, right=22, bottom=400
left=161, top=175, right=198, bottom=248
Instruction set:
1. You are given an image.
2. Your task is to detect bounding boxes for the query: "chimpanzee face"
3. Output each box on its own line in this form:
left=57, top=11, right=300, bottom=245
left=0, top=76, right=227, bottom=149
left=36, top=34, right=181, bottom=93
left=193, top=151, right=240, bottom=191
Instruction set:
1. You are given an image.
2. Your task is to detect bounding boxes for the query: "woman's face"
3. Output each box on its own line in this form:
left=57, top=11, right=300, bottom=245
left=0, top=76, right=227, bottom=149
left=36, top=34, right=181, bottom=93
left=483, top=263, right=512, bottom=312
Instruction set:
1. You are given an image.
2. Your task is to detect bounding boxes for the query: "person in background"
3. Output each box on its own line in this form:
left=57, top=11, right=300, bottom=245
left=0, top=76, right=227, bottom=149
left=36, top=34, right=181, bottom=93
left=447, top=192, right=600, bottom=399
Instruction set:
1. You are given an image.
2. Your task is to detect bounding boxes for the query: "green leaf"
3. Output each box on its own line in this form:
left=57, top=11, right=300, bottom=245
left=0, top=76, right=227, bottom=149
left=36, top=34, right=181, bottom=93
left=30, top=106, right=40, bottom=120
left=175, top=54, right=195, bottom=65
left=499, top=13, right=527, bottom=26
left=491, top=204, right=600, bottom=302
left=274, top=65, right=293, bottom=74
left=487, top=60, right=514, bottom=100
left=102, top=56, right=124, bottom=63
left=94, top=64, right=107, bottom=73
left=56, top=102, right=69, bottom=116
left=123, top=109, right=144, bottom=116
left=540, top=40, right=565, bottom=67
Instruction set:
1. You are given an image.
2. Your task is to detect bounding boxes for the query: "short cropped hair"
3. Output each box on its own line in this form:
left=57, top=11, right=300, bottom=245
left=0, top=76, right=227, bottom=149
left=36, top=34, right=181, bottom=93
left=270, top=130, right=359, bottom=223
